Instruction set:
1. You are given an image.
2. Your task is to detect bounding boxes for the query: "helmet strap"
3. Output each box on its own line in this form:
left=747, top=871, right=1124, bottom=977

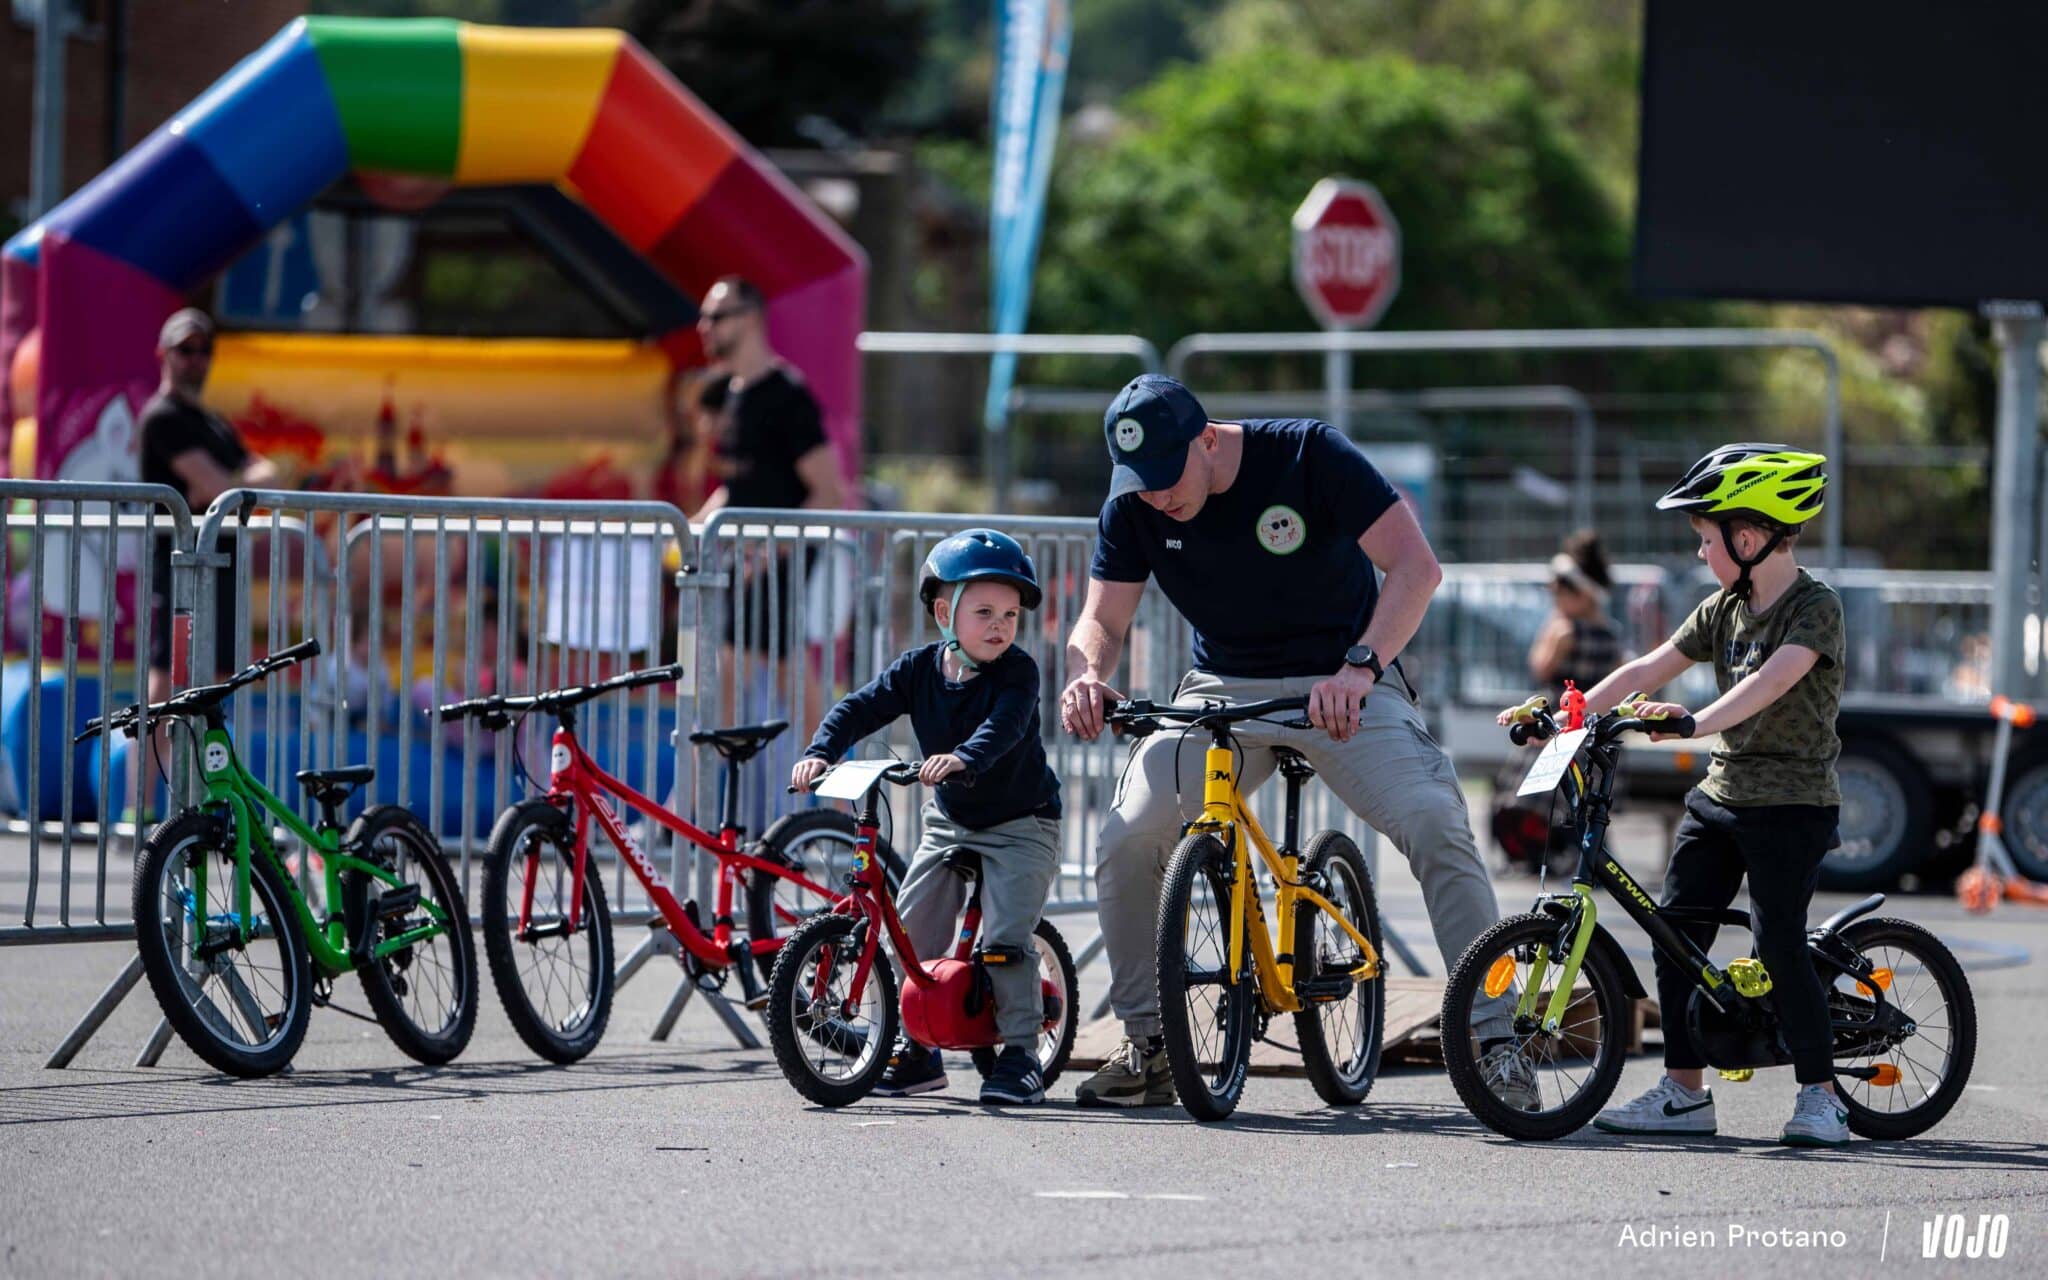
left=938, top=580, right=980, bottom=672
left=1719, top=519, right=1787, bottom=602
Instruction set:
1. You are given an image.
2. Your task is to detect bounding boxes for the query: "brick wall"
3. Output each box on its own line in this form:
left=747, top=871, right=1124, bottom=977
left=0, top=0, right=308, bottom=225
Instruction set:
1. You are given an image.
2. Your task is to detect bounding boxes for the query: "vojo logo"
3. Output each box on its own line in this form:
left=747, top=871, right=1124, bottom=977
left=203, top=742, right=230, bottom=775
left=1256, top=505, right=1307, bottom=555
left=1113, top=417, right=1144, bottom=453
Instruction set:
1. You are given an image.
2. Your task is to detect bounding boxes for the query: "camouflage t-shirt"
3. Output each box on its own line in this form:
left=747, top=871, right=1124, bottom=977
left=1670, top=568, right=1844, bottom=807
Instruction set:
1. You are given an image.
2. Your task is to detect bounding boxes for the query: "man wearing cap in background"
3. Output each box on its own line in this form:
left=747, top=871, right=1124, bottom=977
left=140, top=308, right=276, bottom=712
left=1060, top=374, right=1527, bottom=1108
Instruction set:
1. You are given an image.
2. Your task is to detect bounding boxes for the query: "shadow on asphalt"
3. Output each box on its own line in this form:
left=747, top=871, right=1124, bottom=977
left=797, top=1097, right=1488, bottom=1138
left=0, top=1050, right=770, bottom=1126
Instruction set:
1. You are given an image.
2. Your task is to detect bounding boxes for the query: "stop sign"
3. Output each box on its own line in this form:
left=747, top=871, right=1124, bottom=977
left=1292, top=178, right=1401, bottom=329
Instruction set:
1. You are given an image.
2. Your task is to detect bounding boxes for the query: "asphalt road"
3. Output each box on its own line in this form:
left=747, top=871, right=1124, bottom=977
left=3, top=797, right=2044, bottom=1279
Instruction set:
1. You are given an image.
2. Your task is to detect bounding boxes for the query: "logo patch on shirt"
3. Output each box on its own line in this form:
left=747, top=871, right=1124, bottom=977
left=1113, top=417, right=1144, bottom=452
left=1165, top=538, right=1183, bottom=550
left=1256, top=505, right=1306, bottom=555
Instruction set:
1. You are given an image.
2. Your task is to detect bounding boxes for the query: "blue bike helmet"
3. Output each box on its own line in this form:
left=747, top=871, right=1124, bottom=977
left=919, top=529, right=1041, bottom=669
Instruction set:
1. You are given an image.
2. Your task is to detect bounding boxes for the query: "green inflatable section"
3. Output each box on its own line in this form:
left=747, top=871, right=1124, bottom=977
left=305, top=17, right=464, bottom=176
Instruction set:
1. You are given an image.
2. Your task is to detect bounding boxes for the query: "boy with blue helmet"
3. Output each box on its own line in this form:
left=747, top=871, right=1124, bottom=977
left=793, top=529, right=1062, bottom=1104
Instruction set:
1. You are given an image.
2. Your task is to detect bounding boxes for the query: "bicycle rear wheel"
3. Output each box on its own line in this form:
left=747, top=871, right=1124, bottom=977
left=480, top=798, right=613, bottom=1064
left=1292, top=831, right=1385, bottom=1106
left=1157, top=832, right=1257, bottom=1121
left=1830, top=917, right=1977, bottom=1139
left=131, top=810, right=311, bottom=1077
left=970, top=918, right=1081, bottom=1085
left=1441, top=912, right=1631, bottom=1140
left=352, top=805, right=479, bottom=1065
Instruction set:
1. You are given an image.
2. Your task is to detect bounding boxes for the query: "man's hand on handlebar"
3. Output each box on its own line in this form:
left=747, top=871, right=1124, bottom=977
left=1307, top=667, right=1376, bottom=743
left=1060, top=672, right=1125, bottom=741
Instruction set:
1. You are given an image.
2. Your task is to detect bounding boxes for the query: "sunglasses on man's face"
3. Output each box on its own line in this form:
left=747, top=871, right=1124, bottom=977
left=171, top=342, right=213, bottom=357
left=698, top=308, right=752, bottom=325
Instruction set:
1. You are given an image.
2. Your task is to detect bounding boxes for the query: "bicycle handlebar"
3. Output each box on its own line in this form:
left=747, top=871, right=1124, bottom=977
left=76, top=638, right=323, bottom=743
left=1505, top=703, right=1695, bottom=747
left=787, top=760, right=978, bottom=795
left=437, top=663, right=686, bottom=723
left=1104, top=696, right=1313, bottom=736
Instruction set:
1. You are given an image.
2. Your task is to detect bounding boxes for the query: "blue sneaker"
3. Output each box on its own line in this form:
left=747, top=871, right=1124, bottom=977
left=979, top=1045, right=1046, bottom=1106
left=873, top=1041, right=947, bottom=1097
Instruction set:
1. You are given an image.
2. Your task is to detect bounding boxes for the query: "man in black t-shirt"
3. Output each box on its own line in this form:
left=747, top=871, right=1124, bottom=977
left=138, top=309, right=276, bottom=697
left=693, top=277, right=846, bottom=726
left=1060, top=375, right=1521, bottom=1109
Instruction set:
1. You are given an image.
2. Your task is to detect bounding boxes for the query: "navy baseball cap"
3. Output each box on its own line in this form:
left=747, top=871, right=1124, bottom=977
left=1103, top=374, right=1210, bottom=500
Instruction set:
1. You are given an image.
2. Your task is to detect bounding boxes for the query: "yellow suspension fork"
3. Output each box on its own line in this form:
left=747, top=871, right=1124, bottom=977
left=1204, top=745, right=1247, bottom=980
left=1536, top=885, right=1599, bottom=1033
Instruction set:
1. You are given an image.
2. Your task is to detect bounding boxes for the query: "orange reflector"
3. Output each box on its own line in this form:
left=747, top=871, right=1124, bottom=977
left=1870, top=1063, right=1902, bottom=1087
left=1856, top=968, right=1894, bottom=996
left=1672, top=752, right=1696, bottom=772
left=1484, top=954, right=1518, bottom=998
left=1979, top=813, right=2005, bottom=836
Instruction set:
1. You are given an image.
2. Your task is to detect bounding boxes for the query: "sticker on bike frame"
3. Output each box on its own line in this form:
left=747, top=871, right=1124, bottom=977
left=815, top=759, right=898, bottom=801
left=1516, top=728, right=1589, bottom=797
left=551, top=744, right=571, bottom=773
left=203, top=742, right=230, bottom=774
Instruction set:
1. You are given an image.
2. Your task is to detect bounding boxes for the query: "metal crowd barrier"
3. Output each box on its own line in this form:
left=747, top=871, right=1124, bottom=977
left=1, top=480, right=193, bottom=947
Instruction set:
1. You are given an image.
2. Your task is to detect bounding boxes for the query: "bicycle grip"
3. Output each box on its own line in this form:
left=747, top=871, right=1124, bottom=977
left=272, top=637, right=322, bottom=664
left=1509, top=721, right=1554, bottom=746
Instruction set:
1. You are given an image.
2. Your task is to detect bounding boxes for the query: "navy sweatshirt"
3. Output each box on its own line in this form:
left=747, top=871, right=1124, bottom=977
left=801, top=643, right=1061, bottom=828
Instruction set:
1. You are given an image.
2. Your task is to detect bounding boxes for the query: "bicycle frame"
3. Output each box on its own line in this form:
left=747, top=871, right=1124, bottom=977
left=192, top=725, right=452, bottom=981
left=1192, top=739, right=1381, bottom=1016
left=813, top=780, right=949, bottom=1010
left=536, top=722, right=842, bottom=970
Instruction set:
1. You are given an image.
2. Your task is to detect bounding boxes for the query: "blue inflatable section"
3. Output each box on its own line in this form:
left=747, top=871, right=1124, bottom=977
left=173, top=24, right=347, bottom=227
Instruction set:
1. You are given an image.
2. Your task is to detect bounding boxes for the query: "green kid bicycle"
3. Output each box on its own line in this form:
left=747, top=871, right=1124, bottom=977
left=82, top=639, right=478, bottom=1077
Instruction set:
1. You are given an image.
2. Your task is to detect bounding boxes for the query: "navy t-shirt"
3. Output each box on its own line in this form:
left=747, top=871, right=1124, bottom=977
left=1091, top=420, right=1400, bottom=678
left=802, top=642, right=1061, bottom=829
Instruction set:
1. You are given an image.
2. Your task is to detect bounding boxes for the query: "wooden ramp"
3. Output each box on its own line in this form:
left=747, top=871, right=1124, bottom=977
left=1070, top=978, right=1656, bottom=1074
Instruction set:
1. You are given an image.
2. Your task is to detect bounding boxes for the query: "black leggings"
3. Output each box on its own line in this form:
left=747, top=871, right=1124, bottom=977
left=1653, top=789, right=1840, bottom=1084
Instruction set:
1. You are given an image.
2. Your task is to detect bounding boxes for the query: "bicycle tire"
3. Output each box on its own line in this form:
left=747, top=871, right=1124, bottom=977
left=745, top=808, right=904, bottom=982
left=970, top=917, right=1081, bottom=1085
left=765, top=912, right=898, bottom=1107
left=1292, top=831, right=1385, bottom=1106
left=351, top=805, right=479, bottom=1065
left=480, top=798, right=614, bottom=1064
left=1831, top=917, right=1977, bottom=1140
left=1441, top=911, right=1631, bottom=1141
left=1156, top=832, right=1257, bottom=1121
left=131, top=810, right=311, bottom=1078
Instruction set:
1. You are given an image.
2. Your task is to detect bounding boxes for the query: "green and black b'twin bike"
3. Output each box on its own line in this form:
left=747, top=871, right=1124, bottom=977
left=82, top=639, right=477, bottom=1077
left=1441, top=696, right=1975, bottom=1141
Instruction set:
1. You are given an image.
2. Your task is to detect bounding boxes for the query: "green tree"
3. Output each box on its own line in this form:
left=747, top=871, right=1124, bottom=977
left=1031, top=49, right=1711, bottom=389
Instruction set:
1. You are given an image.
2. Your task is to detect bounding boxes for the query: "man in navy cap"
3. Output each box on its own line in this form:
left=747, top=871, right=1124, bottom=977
left=1061, top=374, right=1526, bottom=1108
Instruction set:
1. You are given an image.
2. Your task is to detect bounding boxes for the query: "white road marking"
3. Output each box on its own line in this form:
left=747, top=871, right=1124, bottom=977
left=1035, top=1190, right=1129, bottom=1199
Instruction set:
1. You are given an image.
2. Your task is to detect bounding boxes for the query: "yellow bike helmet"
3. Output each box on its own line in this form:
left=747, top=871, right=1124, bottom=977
left=1657, top=443, right=1827, bottom=597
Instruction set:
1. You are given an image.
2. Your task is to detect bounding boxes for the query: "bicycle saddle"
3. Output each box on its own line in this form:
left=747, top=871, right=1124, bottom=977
left=295, top=765, right=375, bottom=805
left=687, top=721, right=789, bottom=760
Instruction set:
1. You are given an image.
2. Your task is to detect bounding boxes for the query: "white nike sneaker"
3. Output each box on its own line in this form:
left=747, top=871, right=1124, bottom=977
left=1779, top=1084, right=1851, bottom=1148
left=1592, top=1076, right=1717, bottom=1135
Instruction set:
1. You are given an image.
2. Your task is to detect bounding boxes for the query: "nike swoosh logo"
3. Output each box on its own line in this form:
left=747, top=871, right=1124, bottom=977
left=1662, top=1098, right=1714, bottom=1116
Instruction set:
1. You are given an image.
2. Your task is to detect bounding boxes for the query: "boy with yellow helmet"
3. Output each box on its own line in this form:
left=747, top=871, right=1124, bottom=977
left=1500, top=443, right=1850, bottom=1146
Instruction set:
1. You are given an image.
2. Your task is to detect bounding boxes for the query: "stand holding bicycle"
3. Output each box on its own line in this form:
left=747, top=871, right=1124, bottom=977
left=788, top=529, right=1063, bottom=1105
left=84, top=639, right=478, bottom=1077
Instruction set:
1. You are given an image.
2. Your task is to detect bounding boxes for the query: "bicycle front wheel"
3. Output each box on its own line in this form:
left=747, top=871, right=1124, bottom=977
left=1157, top=832, right=1257, bottom=1121
left=1441, top=912, right=1631, bottom=1140
left=1830, top=917, right=1977, bottom=1139
left=480, top=799, right=613, bottom=1064
left=131, top=810, right=311, bottom=1077
left=1292, top=831, right=1385, bottom=1106
left=765, top=912, right=898, bottom=1107
left=745, top=808, right=904, bottom=982
left=351, top=805, right=479, bottom=1065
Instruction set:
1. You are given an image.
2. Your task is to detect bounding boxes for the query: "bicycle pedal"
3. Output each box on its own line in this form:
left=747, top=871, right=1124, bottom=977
left=373, top=885, right=421, bottom=920
left=1717, top=1068, right=1755, bottom=1083
left=1295, top=975, right=1355, bottom=1002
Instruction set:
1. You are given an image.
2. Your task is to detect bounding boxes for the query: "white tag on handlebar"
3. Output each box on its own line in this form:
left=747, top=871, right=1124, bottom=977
left=550, top=744, right=571, bottom=774
left=1517, top=728, right=1589, bottom=797
left=814, top=759, right=899, bottom=801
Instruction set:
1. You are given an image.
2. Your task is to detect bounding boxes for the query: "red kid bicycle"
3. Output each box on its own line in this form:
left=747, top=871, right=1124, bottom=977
left=765, top=759, right=1079, bottom=1106
left=440, top=666, right=904, bottom=1063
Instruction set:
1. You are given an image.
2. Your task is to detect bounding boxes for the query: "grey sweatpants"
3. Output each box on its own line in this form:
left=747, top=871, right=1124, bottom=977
left=897, top=801, right=1062, bottom=1046
left=1094, top=670, right=1513, bottom=1040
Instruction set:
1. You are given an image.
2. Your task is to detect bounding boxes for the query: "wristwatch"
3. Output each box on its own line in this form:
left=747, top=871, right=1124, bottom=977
left=1343, top=644, right=1384, bottom=680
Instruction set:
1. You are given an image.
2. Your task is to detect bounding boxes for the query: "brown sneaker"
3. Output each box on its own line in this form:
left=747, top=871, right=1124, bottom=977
left=1074, top=1037, right=1175, bottom=1108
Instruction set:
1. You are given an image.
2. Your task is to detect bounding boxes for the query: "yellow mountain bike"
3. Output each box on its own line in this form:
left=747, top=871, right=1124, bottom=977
left=1106, top=696, right=1384, bottom=1120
